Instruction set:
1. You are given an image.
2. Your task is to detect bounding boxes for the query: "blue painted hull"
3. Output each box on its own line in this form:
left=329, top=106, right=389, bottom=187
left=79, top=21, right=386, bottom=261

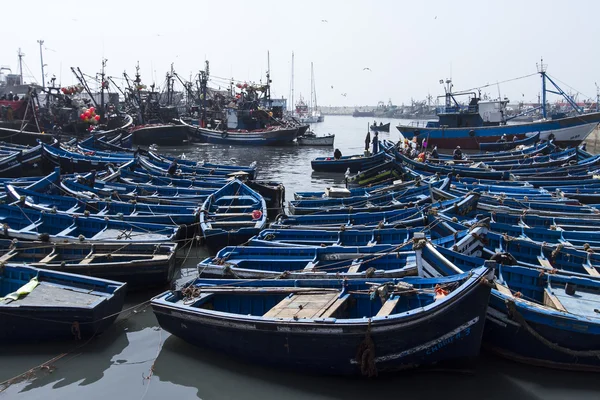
left=397, top=112, right=600, bottom=149
left=485, top=290, right=600, bottom=372
left=0, top=265, right=126, bottom=341
left=186, top=122, right=298, bottom=146
left=200, top=179, right=267, bottom=251
left=152, top=268, right=492, bottom=375
left=311, top=151, right=389, bottom=173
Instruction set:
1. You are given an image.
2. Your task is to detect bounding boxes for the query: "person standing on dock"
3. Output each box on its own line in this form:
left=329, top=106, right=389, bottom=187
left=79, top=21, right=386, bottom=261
left=372, top=131, right=379, bottom=154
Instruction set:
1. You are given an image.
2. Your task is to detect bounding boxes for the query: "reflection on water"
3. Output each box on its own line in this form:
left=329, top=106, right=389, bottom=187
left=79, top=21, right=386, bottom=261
left=1, top=117, right=600, bottom=399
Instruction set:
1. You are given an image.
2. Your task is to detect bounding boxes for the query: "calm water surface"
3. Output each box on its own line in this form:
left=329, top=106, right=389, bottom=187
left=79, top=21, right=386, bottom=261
left=1, top=116, right=599, bottom=399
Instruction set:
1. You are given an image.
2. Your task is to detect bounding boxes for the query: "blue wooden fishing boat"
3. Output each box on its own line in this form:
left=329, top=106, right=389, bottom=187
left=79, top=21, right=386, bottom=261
left=294, top=177, right=424, bottom=200
left=6, top=183, right=199, bottom=228
left=198, top=243, right=414, bottom=278
left=430, top=141, right=554, bottom=161
left=181, top=119, right=299, bottom=146
left=347, top=159, right=406, bottom=187
left=0, top=204, right=180, bottom=243
left=59, top=174, right=211, bottom=205
left=250, top=227, right=423, bottom=248
left=0, top=264, right=126, bottom=341
left=140, top=156, right=257, bottom=179
left=272, top=194, right=477, bottom=229
left=288, top=177, right=450, bottom=215
left=485, top=265, right=600, bottom=371
left=0, top=239, right=177, bottom=288
left=41, top=143, right=132, bottom=173
left=311, top=150, right=389, bottom=173
left=200, top=179, right=267, bottom=250
left=396, top=68, right=600, bottom=149
left=410, top=237, right=600, bottom=372
left=0, top=143, right=44, bottom=178
left=151, top=265, right=493, bottom=375
left=145, top=151, right=258, bottom=178
left=478, top=132, right=540, bottom=152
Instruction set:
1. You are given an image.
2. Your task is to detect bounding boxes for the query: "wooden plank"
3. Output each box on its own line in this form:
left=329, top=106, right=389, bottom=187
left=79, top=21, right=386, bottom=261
left=582, top=264, right=600, bottom=277
left=543, top=288, right=567, bottom=312
left=376, top=296, right=400, bottom=317
left=38, top=253, right=58, bottom=264
left=494, top=281, right=513, bottom=297
left=0, top=250, right=18, bottom=263
left=211, top=213, right=254, bottom=218
left=209, top=221, right=257, bottom=227
left=347, top=263, right=361, bottom=274
left=537, top=256, right=553, bottom=269
left=319, top=295, right=349, bottom=318
left=263, top=292, right=340, bottom=319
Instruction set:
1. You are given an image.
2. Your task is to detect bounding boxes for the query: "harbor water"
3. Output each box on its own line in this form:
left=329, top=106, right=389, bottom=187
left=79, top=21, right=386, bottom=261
left=1, top=116, right=599, bottom=399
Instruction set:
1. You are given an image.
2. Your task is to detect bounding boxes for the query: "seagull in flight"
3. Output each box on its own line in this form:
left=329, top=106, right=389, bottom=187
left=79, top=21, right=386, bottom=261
left=331, top=85, right=334, bottom=89
left=363, top=67, right=371, bottom=71
left=321, top=19, right=328, bottom=23
left=341, top=93, right=347, bottom=97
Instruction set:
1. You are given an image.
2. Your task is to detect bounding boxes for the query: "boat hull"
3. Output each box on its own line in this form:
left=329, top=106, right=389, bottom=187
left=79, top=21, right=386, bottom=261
left=297, top=135, right=335, bottom=146
left=397, top=113, right=600, bottom=149
left=152, top=270, right=492, bottom=375
left=311, top=151, right=388, bottom=173
left=484, top=293, right=600, bottom=372
left=188, top=125, right=298, bottom=146
left=0, top=266, right=126, bottom=341
left=131, top=124, right=188, bottom=146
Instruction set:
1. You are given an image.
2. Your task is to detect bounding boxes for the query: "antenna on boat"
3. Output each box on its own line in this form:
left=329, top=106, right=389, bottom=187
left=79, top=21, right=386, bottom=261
left=594, top=82, right=600, bottom=112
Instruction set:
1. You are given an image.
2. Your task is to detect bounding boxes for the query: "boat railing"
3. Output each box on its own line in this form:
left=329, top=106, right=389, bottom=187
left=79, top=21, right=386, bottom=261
left=436, top=105, right=476, bottom=114
left=407, top=121, right=431, bottom=128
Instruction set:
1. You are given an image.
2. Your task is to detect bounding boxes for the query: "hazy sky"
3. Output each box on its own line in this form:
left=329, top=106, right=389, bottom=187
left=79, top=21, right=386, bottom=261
left=2, top=0, right=599, bottom=107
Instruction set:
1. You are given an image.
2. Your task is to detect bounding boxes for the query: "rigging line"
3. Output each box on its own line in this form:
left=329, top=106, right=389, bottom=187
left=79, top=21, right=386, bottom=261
left=458, top=73, right=538, bottom=95
left=546, top=73, right=595, bottom=101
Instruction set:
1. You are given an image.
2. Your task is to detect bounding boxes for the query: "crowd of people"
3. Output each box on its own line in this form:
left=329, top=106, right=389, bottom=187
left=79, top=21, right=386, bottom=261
left=394, top=136, right=440, bottom=162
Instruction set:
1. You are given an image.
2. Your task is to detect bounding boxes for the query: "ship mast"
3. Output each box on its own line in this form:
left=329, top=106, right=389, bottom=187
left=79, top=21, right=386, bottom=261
left=100, top=58, right=107, bottom=120
left=309, top=62, right=313, bottom=113
left=312, top=63, right=318, bottom=113
left=290, top=51, right=295, bottom=115
left=17, top=48, right=25, bottom=84
left=37, top=40, right=45, bottom=89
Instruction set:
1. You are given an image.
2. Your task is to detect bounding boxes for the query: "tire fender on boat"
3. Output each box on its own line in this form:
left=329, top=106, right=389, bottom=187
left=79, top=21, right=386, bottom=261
left=469, top=129, right=476, bottom=137
left=221, top=131, right=228, bottom=138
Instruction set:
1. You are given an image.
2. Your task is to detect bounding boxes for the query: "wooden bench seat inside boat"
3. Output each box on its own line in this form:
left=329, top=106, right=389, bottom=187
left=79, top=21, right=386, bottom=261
left=263, top=291, right=349, bottom=319
left=210, top=213, right=254, bottom=218
left=376, top=296, right=400, bottom=317
left=543, top=288, right=567, bottom=312
left=208, top=221, right=257, bottom=227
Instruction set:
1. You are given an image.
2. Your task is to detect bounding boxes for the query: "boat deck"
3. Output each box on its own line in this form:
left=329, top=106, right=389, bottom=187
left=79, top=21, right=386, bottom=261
left=1, top=282, right=104, bottom=307
left=550, top=286, right=600, bottom=319
left=263, top=291, right=347, bottom=319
